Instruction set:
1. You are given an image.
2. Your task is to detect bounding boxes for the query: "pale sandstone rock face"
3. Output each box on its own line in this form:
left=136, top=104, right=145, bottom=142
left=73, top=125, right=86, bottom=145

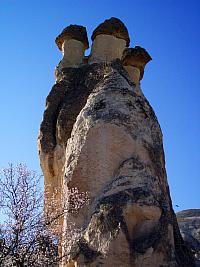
left=60, top=39, right=85, bottom=68
left=89, top=17, right=129, bottom=64
left=38, top=18, right=195, bottom=267
left=89, top=34, right=126, bottom=63
left=55, top=25, right=89, bottom=81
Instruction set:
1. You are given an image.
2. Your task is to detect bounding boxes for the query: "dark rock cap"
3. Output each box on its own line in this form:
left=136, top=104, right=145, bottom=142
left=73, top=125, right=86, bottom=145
left=122, top=46, right=152, bottom=66
left=55, top=24, right=89, bottom=51
left=91, top=17, right=130, bottom=47
left=122, top=46, right=152, bottom=80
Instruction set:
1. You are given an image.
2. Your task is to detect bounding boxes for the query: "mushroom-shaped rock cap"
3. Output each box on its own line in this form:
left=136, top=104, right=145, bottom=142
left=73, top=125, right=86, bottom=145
left=55, top=24, right=89, bottom=51
left=122, top=46, right=152, bottom=80
left=122, top=46, right=152, bottom=66
left=91, top=17, right=130, bottom=47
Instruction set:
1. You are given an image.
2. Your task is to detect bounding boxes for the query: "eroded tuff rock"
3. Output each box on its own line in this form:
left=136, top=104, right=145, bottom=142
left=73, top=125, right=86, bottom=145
left=91, top=17, right=130, bottom=46
left=122, top=46, right=152, bottom=81
left=89, top=18, right=130, bottom=64
left=55, top=25, right=89, bottom=75
left=38, top=18, right=195, bottom=266
left=55, top=24, right=89, bottom=51
left=177, top=209, right=200, bottom=265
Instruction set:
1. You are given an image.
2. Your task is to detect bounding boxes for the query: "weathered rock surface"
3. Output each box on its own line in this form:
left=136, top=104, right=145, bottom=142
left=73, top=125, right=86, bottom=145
left=38, top=18, right=195, bottom=266
left=122, top=46, right=152, bottom=81
left=177, top=209, right=200, bottom=265
left=89, top=34, right=127, bottom=64
left=89, top=18, right=129, bottom=64
left=91, top=17, right=130, bottom=46
left=55, top=25, right=89, bottom=77
left=55, top=24, right=89, bottom=51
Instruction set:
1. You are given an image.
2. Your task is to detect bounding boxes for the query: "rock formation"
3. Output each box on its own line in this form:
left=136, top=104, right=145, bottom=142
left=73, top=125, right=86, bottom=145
left=38, top=18, right=195, bottom=266
left=177, top=209, right=200, bottom=265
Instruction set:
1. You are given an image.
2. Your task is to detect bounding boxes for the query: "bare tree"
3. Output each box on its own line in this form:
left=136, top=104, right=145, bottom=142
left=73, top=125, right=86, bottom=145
left=0, top=164, right=60, bottom=267
left=0, top=164, right=91, bottom=266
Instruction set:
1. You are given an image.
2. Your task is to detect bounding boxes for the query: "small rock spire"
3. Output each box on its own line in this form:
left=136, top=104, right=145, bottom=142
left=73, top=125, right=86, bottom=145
left=55, top=24, right=89, bottom=70
left=55, top=24, right=89, bottom=51
left=91, top=17, right=130, bottom=46
left=122, top=46, right=152, bottom=82
left=89, top=17, right=130, bottom=63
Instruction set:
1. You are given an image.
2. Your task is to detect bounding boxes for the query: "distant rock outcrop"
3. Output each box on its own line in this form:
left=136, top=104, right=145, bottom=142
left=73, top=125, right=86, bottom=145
left=38, top=18, right=195, bottom=266
left=177, top=209, right=200, bottom=265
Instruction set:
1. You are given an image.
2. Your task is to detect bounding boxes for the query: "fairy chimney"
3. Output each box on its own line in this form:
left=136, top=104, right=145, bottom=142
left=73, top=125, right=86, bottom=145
left=89, top=17, right=130, bottom=63
left=122, top=46, right=152, bottom=84
left=38, top=18, right=195, bottom=267
left=55, top=25, right=89, bottom=71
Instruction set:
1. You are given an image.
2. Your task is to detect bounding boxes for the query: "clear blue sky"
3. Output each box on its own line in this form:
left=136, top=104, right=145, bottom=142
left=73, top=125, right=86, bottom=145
left=0, top=0, right=199, bottom=212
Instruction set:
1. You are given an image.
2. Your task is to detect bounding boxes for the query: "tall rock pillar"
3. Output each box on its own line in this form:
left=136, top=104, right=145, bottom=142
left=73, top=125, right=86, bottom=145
left=38, top=17, right=195, bottom=267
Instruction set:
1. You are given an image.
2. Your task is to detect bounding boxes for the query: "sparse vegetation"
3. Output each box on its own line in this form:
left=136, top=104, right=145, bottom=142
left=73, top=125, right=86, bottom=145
left=0, top=164, right=60, bottom=266
left=0, top=164, right=90, bottom=266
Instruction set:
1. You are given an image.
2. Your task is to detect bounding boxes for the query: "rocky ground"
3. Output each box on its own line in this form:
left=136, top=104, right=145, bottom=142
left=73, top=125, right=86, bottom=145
left=177, top=209, right=200, bottom=266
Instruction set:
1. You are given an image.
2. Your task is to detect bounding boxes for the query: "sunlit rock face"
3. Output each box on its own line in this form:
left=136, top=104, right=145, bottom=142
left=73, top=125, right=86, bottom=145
left=89, top=17, right=129, bottom=64
left=89, top=34, right=126, bottom=63
left=38, top=17, right=195, bottom=267
left=60, top=39, right=85, bottom=68
left=55, top=24, right=89, bottom=81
